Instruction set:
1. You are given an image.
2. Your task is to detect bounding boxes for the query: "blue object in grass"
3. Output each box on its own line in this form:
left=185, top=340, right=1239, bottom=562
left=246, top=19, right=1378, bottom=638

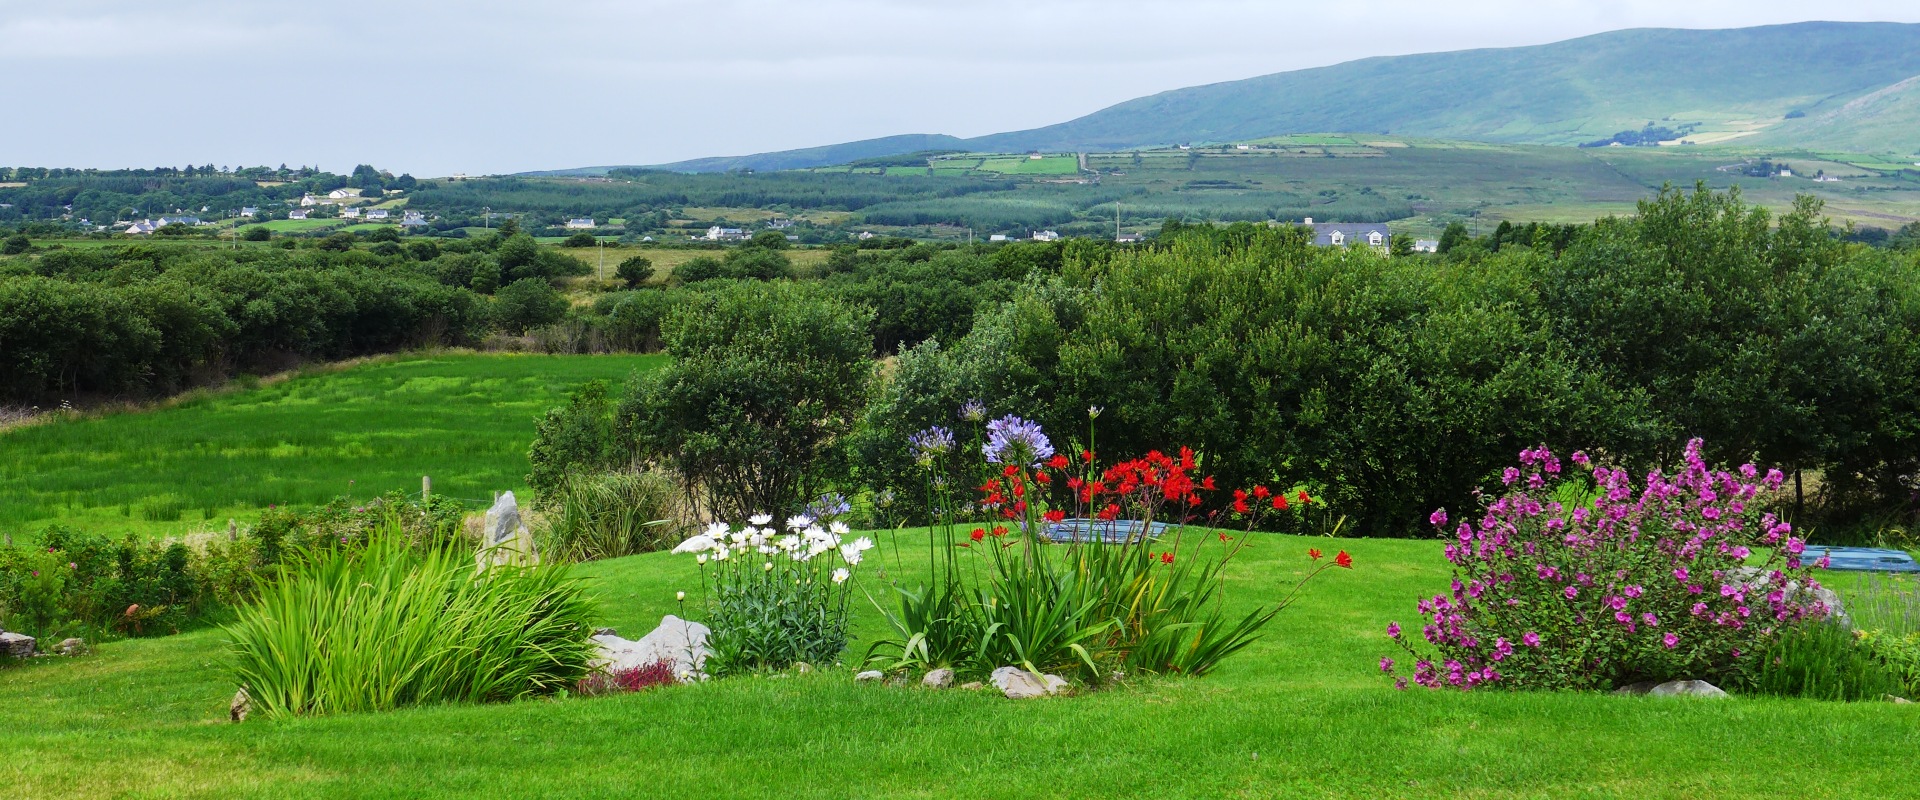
left=1802, top=546, right=1920, bottom=573
left=1042, top=518, right=1170, bottom=544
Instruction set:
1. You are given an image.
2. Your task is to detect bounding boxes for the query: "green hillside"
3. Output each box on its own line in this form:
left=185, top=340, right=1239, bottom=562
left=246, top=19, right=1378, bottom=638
left=619, top=22, right=1920, bottom=173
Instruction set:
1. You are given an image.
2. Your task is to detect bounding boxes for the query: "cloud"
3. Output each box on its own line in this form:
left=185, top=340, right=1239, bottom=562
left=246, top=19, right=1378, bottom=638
left=0, top=0, right=1915, bottom=174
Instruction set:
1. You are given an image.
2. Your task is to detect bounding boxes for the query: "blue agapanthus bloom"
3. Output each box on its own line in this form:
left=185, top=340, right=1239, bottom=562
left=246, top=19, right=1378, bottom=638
left=957, top=399, right=987, bottom=423
left=807, top=492, right=852, bottom=522
left=981, top=415, right=1054, bottom=467
left=908, top=426, right=955, bottom=462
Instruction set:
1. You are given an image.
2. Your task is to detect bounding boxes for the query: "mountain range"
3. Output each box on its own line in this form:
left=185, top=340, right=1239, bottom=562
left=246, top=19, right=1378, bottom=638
left=566, top=21, right=1920, bottom=174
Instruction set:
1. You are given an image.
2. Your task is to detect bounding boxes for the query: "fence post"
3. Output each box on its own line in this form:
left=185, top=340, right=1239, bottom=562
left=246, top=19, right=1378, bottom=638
left=228, top=519, right=238, bottom=542
left=423, top=475, right=432, bottom=504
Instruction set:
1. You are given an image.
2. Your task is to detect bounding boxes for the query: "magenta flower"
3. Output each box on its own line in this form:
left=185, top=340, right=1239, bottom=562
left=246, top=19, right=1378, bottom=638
left=1386, top=622, right=1402, bottom=638
left=1563, top=585, right=1579, bottom=599
left=1663, top=632, right=1679, bottom=649
left=1379, top=657, right=1395, bottom=673
left=1522, top=632, right=1541, bottom=647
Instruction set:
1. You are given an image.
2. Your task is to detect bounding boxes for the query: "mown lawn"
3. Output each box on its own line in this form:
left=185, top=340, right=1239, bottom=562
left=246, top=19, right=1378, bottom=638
left=0, top=353, right=664, bottom=539
left=1, top=531, right=1914, bottom=799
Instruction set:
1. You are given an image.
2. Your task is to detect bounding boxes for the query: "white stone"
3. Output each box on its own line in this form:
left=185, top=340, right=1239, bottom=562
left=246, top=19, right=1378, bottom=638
left=990, top=666, right=1050, bottom=699
left=591, top=614, right=710, bottom=683
left=1041, top=674, right=1071, bottom=695
left=854, top=670, right=885, bottom=682
left=1646, top=679, right=1728, bottom=698
left=0, top=631, right=34, bottom=659
left=922, top=668, right=954, bottom=688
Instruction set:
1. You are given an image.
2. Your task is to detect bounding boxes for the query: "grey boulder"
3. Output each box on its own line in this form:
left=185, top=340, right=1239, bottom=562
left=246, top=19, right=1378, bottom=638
left=922, top=668, right=954, bottom=688
left=990, top=667, right=1069, bottom=699
left=854, top=670, right=884, bottom=682
left=591, top=614, right=710, bottom=682
left=0, top=631, right=34, bottom=659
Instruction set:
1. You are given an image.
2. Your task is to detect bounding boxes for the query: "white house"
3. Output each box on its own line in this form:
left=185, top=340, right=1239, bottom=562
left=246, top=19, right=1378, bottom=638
left=341, top=207, right=362, bottom=219
left=328, top=188, right=362, bottom=199
left=988, top=234, right=1010, bottom=242
left=766, top=218, right=795, bottom=230
left=364, top=209, right=390, bottom=220
left=1413, top=239, right=1440, bottom=253
left=123, top=220, right=157, bottom=235
left=856, top=231, right=876, bottom=241
left=1031, top=230, right=1060, bottom=242
left=156, top=216, right=201, bottom=228
left=1116, top=233, right=1143, bottom=243
left=289, top=209, right=310, bottom=220
left=400, top=211, right=429, bottom=227
left=565, top=218, right=596, bottom=229
left=240, top=207, right=259, bottom=218
left=1304, top=219, right=1391, bottom=250
left=707, top=225, right=746, bottom=241
left=299, top=194, right=319, bottom=207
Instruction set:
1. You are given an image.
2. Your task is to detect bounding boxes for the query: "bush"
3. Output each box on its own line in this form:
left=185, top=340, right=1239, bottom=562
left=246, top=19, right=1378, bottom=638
left=619, top=282, right=873, bottom=519
left=1384, top=441, right=1834, bottom=691
left=492, top=277, right=568, bottom=334
left=226, top=530, right=598, bottom=717
left=562, top=232, right=598, bottom=248
left=614, top=255, right=654, bottom=288
left=1744, top=622, right=1908, bottom=701
left=540, top=471, right=684, bottom=563
left=527, top=381, right=624, bottom=505
left=241, top=227, right=271, bottom=242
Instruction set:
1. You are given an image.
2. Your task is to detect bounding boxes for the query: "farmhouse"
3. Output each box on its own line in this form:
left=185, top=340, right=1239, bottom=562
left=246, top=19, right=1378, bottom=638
left=1116, top=233, right=1144, bottom=243
left=157, top=216, right=201, bottom=228
left=123, top=220, right=157, bottom=235
left=708, top=226, right=747, bottom=241
left=240, top=207, right=259, bottom=217
left=1413, top=239, right=1440, bottom=253
left=1302, top=218, right=1390, bottom=250
left=766, top=218, right=795, bottom=230
left=1032, top=230, right=1061, bottom=242
left=364, top=209, right=391, bottom=220
left=989, top=234, right=1010, bottom=242
left=401, top=211, right=429, bottom=227
left=341, top=207, right=362, bottom=219
left=289, top=209, right=310, bottom=220
left=328, top=188, right=362, bottom=199
left=300, top=194, right=320, bottom=207
left=565, top=218, right=596, bottom=229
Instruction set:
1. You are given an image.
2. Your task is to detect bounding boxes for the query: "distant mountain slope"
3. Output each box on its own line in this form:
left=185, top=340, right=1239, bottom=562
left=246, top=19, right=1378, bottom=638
left=567, top=21, right=1920, bottom=174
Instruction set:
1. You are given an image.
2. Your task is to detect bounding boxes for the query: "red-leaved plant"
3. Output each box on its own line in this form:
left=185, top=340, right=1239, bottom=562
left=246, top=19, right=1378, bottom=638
left=1382, top=439, right=1833, bottom=691
left=577, top=659, right=678, bottom=696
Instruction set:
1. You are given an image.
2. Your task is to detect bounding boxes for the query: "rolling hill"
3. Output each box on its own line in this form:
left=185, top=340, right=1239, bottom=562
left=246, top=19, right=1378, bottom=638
left=620, top=21, right=1920, bottom=173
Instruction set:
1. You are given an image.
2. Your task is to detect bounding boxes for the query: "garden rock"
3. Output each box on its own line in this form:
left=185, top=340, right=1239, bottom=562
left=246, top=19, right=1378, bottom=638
left=54, top=638, right=87, bottom=657
left=0, top=631, right=34, bottom=659
left=922, top=668, right=954, bottom=689
left=991, top=667, right=1053, bottom=699
left=591, top=614, right=710, bottom=682
left=793, top=662, right=814, bottom=674
left=960, top=681, right=983, bottom=690
left=479, top=491, right=538, bottom=567
left=1041, top=674, right=1071, bottom=695
left=1731, top=567, right=1848, bottom=625
left=1647, top=680, right=1729, bottom=698
left=854, top=670, right=884, bottom=682
left=1887, top=695, right=1913, bottom=704
left=230, top=689, right=250, bottom=722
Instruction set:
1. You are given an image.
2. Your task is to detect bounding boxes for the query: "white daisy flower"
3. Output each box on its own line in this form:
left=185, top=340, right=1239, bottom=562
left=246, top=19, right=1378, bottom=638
left=831, top=568, right=850, bottom=584
left=852, top=537, right=875, bottom=552
left=749, top=513, right=773, bottom=527
left=839, top=544, right=864, bottom=565
left=829, top=521, right=851, bottom=535
left=696, top=553, right=709, bottom=565
left=703, top=521, right=730, bottom=538
left=713, top=547, right=730, bottom=562
left=675, top=591, right=686, bottom=601
left=786, top=514, right=814, bottom=531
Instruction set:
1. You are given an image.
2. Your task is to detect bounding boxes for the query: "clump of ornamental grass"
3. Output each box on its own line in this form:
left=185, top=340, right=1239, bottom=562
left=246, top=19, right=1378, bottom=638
left=1383, top=439, right=1833, bottom=692
left=540, top=470, right=685, bottom=563
left=225, top=526, right=597, bottom=718
left=1744, top=621, right=1907, bottom=701
left=670, top=510, right=873, bottom=675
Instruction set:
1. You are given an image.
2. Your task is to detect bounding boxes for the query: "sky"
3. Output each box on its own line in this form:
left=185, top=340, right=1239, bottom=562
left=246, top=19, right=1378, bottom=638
left=3, top=1, right=1918, bottom=176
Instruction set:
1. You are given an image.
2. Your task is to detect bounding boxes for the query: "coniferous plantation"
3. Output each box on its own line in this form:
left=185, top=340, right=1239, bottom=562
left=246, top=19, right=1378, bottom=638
left=7, top=13, right=1920, bottom=800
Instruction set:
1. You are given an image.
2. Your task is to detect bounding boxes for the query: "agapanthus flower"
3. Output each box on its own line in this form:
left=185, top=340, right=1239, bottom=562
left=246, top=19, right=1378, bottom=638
left=957, top=399, right=987, bottom=422
left=981, top=415, right=1055, bottom=467
left=908, top=426, right=955, bottom=465
left=807, top=493, right=852, bottom=522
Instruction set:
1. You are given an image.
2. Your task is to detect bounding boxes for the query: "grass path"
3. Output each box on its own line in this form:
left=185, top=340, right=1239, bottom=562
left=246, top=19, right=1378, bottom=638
left=0, top=353, right=664, bottom=540
left=1, top=532, right=1914, bottom=798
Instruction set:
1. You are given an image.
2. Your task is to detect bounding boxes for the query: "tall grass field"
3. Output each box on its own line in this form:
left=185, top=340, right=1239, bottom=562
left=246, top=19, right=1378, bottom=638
left=0, top=353, right=664, bottom=540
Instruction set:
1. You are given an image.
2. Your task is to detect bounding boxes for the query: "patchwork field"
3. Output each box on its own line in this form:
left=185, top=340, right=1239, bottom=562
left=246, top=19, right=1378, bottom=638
left=0, top=353, right=665, bottom=541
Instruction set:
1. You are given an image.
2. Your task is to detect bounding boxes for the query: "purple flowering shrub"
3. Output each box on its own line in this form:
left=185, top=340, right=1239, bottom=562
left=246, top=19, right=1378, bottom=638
left=1382, top=439, right=1834, bottom=691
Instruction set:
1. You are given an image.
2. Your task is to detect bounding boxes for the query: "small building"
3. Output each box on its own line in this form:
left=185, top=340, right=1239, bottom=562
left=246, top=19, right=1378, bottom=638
left=156, top=216, right=201, bottom=227
left=400, top=211, right=429, bottom=227
left=341, top=207, right=362, bottom=219
left=988, top=234, right=1010, bottom=242
left=123, top=220, right=157, bottom=235
left=328, top=188, right=362, bottom=199
left=364, top=209, right=390, bottom=220
left=1413, top=239, right=1440, bottom=253
left=707, top=225, right=747, bottom=241
left=565, top=218, right=596, bottom=229
left=856, top=231, right=876, bottom=241
left=289, top=209, right=310, bottom=220
left=1303, top=219, right=1391, bottom=250
left=299, top=194, right=319, bottom=207
left=240, top=207, right=259, bottom=218
left=640, top=235, right=655, bottom=242
left=1031, top=230, right=1060, bottom=242
left=766, top=218, right=795, bottom=230
left=1116, top=234, right=1143, bottom=243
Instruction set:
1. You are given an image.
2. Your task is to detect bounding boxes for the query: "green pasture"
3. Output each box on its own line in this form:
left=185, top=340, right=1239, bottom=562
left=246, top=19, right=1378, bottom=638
left=976, top=156, right=1081, bottom=175
left=1, top=529, right=1914, bottom=798
left=255, top=219, right=340, bottom=233
left=0, top=353, right=665, bottom=540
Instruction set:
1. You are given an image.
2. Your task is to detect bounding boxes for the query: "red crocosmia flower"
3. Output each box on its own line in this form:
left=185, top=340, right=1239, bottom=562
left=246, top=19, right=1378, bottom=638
left=1201, top=476, right=1216, bottom=491
left=1179, top=446, right=1196, bottom=470
left=1308, top=548, right=1323, bottom=561
left=970, top=528, right=985, bottom=542
left=1097, top=503, right=1121, bottom=521
left=992, top=526, right=1009, bottom=537
left=1047, top=454, right=1070, bottom=470
left=1273, top=495, right=1289, bottom=510
left=1335, top=550, right=1353, bottom=569
left=1033, top=471, right=1051, bottom=484
left=1043, top=509, right=1066, bottom=523
left=1186, top=494, right=1201, bottom=507
left=1012, top=483, right=1026, bottom=498
left=1066, top=477, right=1084, bottom=490
left=1002, top=465, right=1020, bottom=478
left=1081, top=449, right=1095, bottom=464
left=1298, top=490, right=1311, bottom=505
left=1218, top=533, right=1232, bottom=542
left=1252, top=485, right=1271, bottom=500
left=1160, top=552, right=1176, bottom=565
left=1233, top=488, right=1248, bottom=501
left=1013, top=500, right=1027, bottom=513
left=1232, top=499, right=1249, bottom=514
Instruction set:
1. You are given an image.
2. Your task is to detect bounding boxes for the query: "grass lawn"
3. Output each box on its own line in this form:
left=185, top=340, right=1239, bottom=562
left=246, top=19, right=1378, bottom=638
left=0, top=353, right=664, bottom=540
left=977, top=156, right=1082, bottom=176
left=254, top=219, right=341, bottom=233
left=1, top=531, right=1915, bottom=798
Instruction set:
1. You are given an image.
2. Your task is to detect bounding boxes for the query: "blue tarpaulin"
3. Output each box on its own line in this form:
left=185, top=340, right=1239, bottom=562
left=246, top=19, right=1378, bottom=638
left=1041, top=518, right=1170, bottom=544
left=1803, top=546, right=1920, bottom=573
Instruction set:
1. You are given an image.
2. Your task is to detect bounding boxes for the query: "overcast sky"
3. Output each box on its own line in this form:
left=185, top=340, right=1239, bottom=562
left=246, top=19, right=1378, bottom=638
left=2, top=1, right=1916, bottom=176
